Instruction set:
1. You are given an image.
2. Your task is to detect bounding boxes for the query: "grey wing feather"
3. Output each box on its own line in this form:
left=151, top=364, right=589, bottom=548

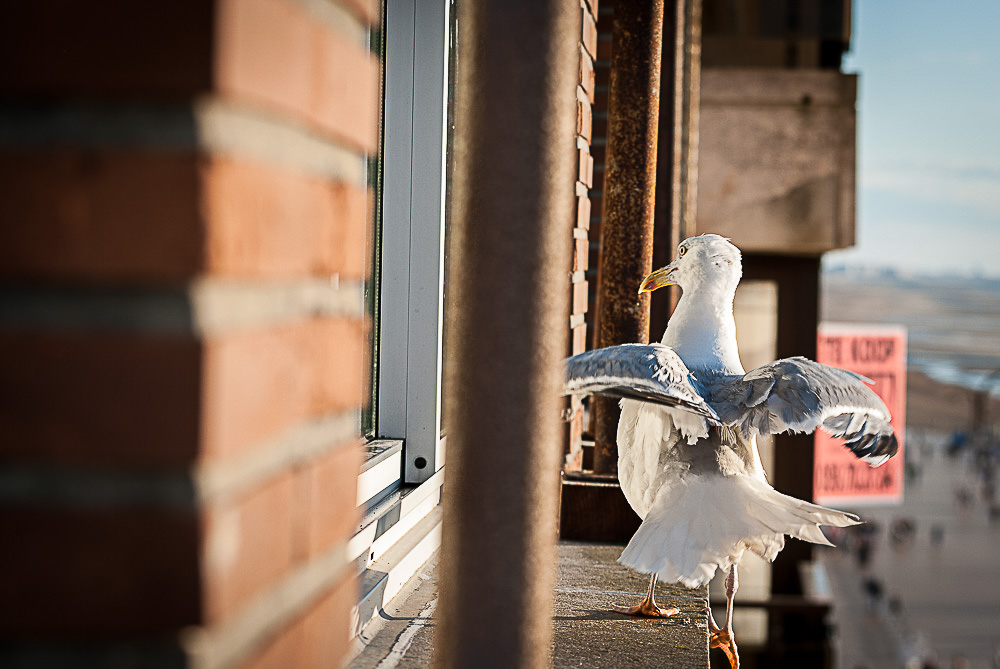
left=709, top=357, right=898, bottom=466
left=564, top=343, right=720, bottom=423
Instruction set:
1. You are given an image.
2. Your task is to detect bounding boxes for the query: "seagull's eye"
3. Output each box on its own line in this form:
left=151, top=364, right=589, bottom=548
left=678, top=246, right=686, bottom=257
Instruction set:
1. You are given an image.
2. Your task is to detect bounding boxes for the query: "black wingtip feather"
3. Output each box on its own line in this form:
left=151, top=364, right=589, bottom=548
left=822, top=413, right=899, bottom=466
left=843, top=427, right=898, bottom=466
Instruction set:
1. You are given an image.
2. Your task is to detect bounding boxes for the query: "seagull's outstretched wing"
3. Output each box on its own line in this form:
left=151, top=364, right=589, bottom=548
left=564, top=343, right=720, bottom=423
left=710, top=357, right=897, bottom=466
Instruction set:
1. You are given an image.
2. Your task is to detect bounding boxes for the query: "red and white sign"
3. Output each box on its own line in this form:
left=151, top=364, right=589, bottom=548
left=813, top=324, right=907, bottom=506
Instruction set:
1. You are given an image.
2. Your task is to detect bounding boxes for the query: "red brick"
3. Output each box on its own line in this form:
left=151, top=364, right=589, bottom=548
left=0, top=1, right=213, bottom=99
left=308, top=319, right=368, bottom=416
left=581, top=7, right=599, bottom=59
left=325, top=184, right=372, bottom=280
left=297, top=572, right=356, bottom=668
left=202, top=326, right=300, bottom=460
left=204, top=157, right=321, bottom=276
left=201, top=319, right=365, bottom=461
left=241, top=620, right=304, bottom=669
left=289, top=441, right=364, bottom=565
left=576, top=92, right=593, bottom=142
left=579, top=47, right=596, bottom=103
left=578, top=144, right=594, bottom=188
left=215, top=0, right=314, bottom=119
left=337, top=0, right=381, bottom=26
left=202, top=157, right=370, bottom=278
left=570, top=407, right=584, bottom=444
left=290, top=463, right=313, bottom=566
left=237, top=569, right=356, bottom=669
left=0, top=323, right=365, bottom=473
left=576, top=195, right=592, bottom=230
left=567, top=408, right=585, bottom=464
left=572, top=280, right=589, bottom=315
left=0, top=506, right=200, bottom=636
left=573, top=237, right=590, bottom=273
left=303, top=442, right=370, bottom=557
left=215, top=0, right=379, bottom=152
left=203, top=473, right=295, bottom=624
left=0, top=150, right=203, bottom=282
left=572, top=323, right=588, bottom=354
left=0, top=330, right=201, bottom=469
left=314, top=24, right=381, bottom=153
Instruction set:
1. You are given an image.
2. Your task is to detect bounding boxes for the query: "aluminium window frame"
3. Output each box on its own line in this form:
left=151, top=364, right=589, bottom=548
left=377, top=0, right=450, bottom=484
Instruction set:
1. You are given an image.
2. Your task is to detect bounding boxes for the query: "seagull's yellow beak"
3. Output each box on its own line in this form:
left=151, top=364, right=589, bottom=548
left=639, top=265, right=677, bottom=294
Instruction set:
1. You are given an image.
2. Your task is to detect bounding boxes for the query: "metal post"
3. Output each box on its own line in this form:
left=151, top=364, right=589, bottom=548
left=593, top=0, right=665, bottom=475
left=435, top=1, right=579, bottom=667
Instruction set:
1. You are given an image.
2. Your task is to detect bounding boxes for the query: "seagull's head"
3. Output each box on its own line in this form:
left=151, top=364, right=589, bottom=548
left=639, top=234, right=742, bottom=295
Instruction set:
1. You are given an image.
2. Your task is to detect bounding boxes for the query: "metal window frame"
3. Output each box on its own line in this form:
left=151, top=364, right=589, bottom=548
left=378, top=0, right=450, bottom=483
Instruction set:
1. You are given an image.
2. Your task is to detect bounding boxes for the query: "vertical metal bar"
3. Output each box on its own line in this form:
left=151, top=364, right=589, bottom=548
left=435, top=1, right=579, bottom=667
left=592, top=0, right=665, bottom=475
left=379, top=0, right=450, bottom=483
left=377, top=0, right=416, bottom=442
left=403, top=0, right=450, bottom=482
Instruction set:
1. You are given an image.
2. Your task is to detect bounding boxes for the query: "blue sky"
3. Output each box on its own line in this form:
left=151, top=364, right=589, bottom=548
left=822, top=0, right=1000, bottom=277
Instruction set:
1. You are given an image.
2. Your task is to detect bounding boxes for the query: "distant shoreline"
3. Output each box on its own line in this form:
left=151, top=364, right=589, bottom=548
left=907, top=368, right=1000, bottom=434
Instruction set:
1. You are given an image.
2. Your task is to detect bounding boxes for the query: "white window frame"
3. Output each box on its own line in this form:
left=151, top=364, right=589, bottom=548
left=377, top=0, right=450, bottom=484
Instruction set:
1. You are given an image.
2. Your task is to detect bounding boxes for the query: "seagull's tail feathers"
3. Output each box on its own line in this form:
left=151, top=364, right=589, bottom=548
left=618, top=475, right=860, bottom=588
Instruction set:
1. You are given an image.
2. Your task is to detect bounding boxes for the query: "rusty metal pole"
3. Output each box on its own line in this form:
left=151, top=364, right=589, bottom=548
left=435, top=1, right=579, bottom=667
left=592, top=0, right=665, bottom=475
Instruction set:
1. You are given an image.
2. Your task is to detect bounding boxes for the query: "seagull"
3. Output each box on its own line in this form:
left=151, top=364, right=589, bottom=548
left=564, top=234, right=897, bottom=668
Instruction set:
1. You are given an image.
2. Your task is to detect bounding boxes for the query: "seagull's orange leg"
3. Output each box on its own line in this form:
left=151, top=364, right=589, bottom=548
left=612, top=573, right=680, bottom=618
left=708, top=565, right=740, bottom=668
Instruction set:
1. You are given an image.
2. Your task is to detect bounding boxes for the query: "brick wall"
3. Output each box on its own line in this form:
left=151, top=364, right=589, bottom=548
left=564, top=0, right=600, bottom=472
left=0, top=1, right=378, bottom=667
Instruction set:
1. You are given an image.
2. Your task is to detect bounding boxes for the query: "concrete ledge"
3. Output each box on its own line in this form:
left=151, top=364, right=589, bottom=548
left=348, top=541, right=709, bottom=668
left=553, top=543, right=709, bottom=668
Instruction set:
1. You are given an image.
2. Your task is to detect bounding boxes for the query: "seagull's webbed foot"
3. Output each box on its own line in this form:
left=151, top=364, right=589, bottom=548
left=611, top=597, right=679, bottom=618
left=612, top=573, right=679, bottom=618
left=707, top=612, right=740, bottom=668
left=706, top=565, right=741, bottom=669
